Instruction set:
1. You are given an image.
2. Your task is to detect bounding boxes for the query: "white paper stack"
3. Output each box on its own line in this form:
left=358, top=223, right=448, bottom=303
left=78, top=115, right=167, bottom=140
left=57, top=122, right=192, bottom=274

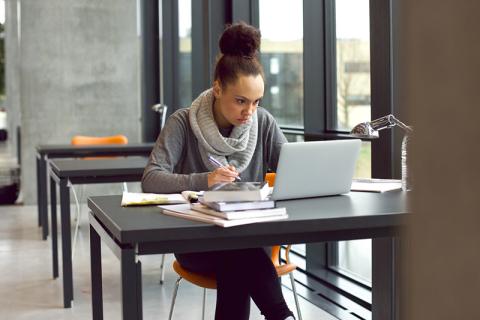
left=350, top=179, right=402, bottom=193
left=159, top=204, right=288, bottom=228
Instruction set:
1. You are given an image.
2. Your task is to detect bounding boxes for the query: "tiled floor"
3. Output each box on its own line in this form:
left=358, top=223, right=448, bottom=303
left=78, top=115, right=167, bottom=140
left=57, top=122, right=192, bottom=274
left=0, top=202, right=339, bottom=319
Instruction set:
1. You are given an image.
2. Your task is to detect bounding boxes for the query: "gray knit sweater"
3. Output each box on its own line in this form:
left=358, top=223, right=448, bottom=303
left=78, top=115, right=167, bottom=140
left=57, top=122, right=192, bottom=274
left=141, top=107, right=287, bottom=193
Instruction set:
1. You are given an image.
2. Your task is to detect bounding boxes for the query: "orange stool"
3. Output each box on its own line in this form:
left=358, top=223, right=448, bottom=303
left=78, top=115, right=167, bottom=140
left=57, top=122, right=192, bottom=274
left=168, top=248, right=302, bottom=319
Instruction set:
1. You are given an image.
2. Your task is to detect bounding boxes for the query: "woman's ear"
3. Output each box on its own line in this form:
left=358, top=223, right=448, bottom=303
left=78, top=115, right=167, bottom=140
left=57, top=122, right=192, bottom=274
left=212, top=80, right=222, bottom=98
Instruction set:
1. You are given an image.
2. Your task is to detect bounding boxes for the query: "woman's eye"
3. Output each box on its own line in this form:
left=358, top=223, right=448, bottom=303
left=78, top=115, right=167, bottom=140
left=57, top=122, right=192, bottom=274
left=236, top=99, right=245, bottom=105
left=255, top=99, right=261, bottom=106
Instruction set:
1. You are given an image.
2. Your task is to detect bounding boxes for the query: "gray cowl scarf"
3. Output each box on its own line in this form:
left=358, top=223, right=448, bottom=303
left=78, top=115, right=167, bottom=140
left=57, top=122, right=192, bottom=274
left=189, top=88, right=258, bottom=173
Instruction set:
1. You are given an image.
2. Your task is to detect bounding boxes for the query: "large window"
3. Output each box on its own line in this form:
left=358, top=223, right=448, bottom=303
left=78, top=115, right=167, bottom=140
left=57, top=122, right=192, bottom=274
left=155, top=0, right=395, bottom=315
left=258, top=0, right=373, bottom=288
left=259, top=0, right=303, bottom=129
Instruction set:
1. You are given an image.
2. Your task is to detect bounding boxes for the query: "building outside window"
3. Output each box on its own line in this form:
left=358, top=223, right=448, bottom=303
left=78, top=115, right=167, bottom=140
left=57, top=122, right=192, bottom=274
left=259, top=0, right=303, bottom=130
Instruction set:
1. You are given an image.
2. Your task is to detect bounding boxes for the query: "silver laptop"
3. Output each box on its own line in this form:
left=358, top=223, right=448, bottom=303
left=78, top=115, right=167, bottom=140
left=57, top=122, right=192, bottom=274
left=271, top=139, right=361, bottom=200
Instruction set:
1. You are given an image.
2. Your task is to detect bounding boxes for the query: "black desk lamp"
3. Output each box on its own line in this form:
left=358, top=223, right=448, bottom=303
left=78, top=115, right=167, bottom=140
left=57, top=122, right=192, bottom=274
left=350, top=114, right=413, bottom=190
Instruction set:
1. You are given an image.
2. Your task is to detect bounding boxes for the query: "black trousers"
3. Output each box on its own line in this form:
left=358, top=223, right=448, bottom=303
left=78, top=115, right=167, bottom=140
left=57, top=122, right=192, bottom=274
left=175, top=248, right=294, bottom=320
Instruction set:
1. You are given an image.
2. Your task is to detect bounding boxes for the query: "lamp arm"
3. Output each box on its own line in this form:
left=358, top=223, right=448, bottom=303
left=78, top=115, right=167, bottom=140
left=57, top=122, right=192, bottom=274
left=370, top=114, right=413, bottom=133
left=391, top=116, right=413, bottom=133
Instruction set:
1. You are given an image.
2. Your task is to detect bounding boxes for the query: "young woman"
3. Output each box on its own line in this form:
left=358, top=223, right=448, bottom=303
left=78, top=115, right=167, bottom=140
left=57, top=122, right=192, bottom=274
left=142, top=22, right=295, bottom=320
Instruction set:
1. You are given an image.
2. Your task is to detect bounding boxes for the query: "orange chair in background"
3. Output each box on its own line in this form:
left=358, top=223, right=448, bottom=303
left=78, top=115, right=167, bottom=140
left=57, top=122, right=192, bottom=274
left=167, top=172, right=302, bottom=320
left=71, top=135, right=128, bottom=159
left=70, top=135, right=128, bottom=258
left=71, top=134, right=128, bottom=146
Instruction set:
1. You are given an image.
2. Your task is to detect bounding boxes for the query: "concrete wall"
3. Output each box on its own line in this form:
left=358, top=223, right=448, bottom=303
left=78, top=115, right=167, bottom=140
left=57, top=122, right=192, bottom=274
left=400, top=1, right=480, bottom=319
left=6, top=0, right=142, bottom=204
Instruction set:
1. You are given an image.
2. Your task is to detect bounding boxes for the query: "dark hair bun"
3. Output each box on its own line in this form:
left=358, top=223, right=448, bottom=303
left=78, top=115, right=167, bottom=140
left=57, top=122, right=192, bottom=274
left=219, top=22, right=261, bottom=58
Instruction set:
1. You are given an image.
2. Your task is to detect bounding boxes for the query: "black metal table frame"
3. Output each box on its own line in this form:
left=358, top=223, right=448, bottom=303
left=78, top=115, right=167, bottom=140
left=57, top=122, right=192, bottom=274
left=35, top=143, right=153, bottom=240
left=48, top=160, right=145, bottom=308
left=88, top=194, right=405, bottom=320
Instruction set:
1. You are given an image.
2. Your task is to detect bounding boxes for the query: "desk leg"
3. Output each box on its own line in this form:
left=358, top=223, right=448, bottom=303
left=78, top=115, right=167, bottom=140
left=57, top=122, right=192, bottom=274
left=121, top=247, right=142, bottom=320
left=60, top=178, right=73, bottom=308
left=36, top=156, right=42, bottom=227
left=372, top=237, right=399, bottom=320
left=50, top=176, right=58, bottom=279
left=136, top=260, right=143, bottom=319
left=39, top=157, right=49, bottom=239
left=90, top=224, right=103, bottom=320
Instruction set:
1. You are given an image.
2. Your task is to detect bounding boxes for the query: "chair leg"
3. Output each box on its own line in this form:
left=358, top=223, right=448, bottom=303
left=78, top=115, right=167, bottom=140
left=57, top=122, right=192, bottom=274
left=289, top=272, right=303, bottom=320
left=71, top=184, right=83, bottom=260
left=168, top=277, right=182, bottom=320
left=159, top=254, right=166, bottom=284
left=202, top=288, right=207, bottom=320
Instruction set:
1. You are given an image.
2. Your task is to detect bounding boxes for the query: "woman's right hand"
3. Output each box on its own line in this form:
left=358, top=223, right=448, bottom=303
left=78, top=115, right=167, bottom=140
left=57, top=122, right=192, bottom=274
left=207, top=165, right=239, bottom=187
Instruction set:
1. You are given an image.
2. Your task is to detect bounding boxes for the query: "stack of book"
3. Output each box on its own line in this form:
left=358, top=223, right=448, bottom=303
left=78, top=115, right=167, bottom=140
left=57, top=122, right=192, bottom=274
left=160, top=182, right=288, bottom=227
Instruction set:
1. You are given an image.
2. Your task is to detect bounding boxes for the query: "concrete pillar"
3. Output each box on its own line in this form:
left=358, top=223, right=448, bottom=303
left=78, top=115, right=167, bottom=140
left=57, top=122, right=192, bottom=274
left=400, top=1, right=480, bottom=319
left=5, top=0, right=21, bottom=161
left=6, top=0, right=142, bottom=203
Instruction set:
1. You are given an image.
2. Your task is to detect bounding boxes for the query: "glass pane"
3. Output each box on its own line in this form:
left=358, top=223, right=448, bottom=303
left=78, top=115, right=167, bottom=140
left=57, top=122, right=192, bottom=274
left=178, top=0, right=192, bottom=108
left=291, top=244, right=306, bottom=256
left=284, top=133, right=304, bottom=143
left=336, top=239, right=371, bottom=284
left=354, top=141, right=371, bottom=178
left=335, top=0, right=371, bottom=131
left=259, top=0, right=303, bottom=128
left=334, top=0, right=372, bottom=286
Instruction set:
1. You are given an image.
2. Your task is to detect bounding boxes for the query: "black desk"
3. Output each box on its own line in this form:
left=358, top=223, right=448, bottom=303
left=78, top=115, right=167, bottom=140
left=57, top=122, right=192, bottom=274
left=88, top=191, right=408, bottom=320
left=49, top=157, right=148, bottom=308
left=36, top=143, right=154, bottom=240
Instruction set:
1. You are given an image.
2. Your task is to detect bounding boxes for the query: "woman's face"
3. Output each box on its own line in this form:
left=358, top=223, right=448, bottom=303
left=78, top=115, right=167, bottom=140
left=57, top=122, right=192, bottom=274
left=212, top=74, right=264, bottom=128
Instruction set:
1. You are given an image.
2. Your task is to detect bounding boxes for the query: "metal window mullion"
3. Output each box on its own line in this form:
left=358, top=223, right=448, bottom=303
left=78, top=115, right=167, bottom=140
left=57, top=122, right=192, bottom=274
left=370, top=0, right=394, bottom=179
left=303, top=0, right=326, bottom=135
left=192, top=0, right=229, bottom=97
left=324, top=0, right=337, bottom=131
left=191, top=0, right=209, bottom=97
left=140, top=0, right=160, bottom=142
left=208, top=0, right=229, bottom=76
left=391, top=0, right=402, bottom=180
left=232, top=0, right=259, bottom=27
left=161, top=0, right=180, bottom=114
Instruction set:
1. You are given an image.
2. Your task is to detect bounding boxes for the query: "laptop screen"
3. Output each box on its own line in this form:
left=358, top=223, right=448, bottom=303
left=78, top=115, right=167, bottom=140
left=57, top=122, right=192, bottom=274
left=271, top=139, right=361, bottom=200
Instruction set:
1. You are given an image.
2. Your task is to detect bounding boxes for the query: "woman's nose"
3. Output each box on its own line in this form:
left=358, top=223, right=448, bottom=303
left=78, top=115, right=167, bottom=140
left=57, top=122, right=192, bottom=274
left=243, top=103, right=256, bottom=115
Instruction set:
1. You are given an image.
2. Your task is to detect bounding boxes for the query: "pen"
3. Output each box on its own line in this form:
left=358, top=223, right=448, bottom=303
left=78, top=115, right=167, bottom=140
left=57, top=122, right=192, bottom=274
left=208, top=155, right=242, bottom=181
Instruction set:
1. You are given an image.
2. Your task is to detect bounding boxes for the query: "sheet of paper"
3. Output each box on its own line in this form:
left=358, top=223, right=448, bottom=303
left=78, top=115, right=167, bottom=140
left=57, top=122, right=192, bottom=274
left=121, top=192, right=187, bottom=206
left=350, top=179, right=402, bottom=193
